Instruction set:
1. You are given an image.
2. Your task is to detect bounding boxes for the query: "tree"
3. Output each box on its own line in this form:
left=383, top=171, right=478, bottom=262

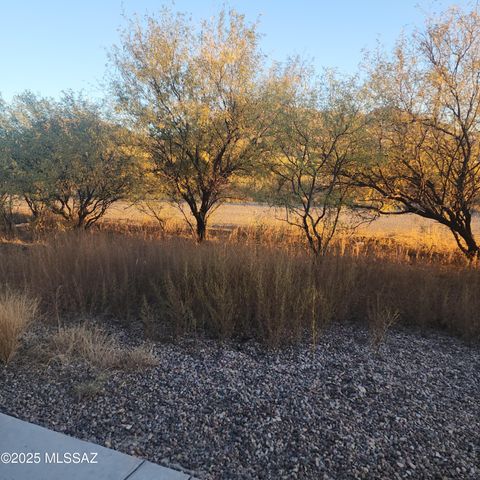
left=269, top=67, right=365, bottom=255
left=0, top=97, right=16, bottom=230
left=111, top=9, right=272, bottom=241
left=356, top=7, right=480, bottom=259
left=46, top=94, right=139, bottom=228
left=2, top=92, right=53, bottom=221
left=6, top=92, right=138, bottom=229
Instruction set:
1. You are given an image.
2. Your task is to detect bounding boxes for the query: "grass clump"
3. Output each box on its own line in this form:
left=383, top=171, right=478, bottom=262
left=368, top=295, right=400, bottom=352
left=0, top=291, right=38, bottom=364
left=46, top=324, right=158, bottom=371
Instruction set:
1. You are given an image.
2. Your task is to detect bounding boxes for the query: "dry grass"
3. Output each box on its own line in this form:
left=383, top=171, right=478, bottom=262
left=3, top=234, right=357, bottom=346
left=0, top=291, right=38, bottom=364
left=48, top=325, right=118, bottom=368
left=0, top=229, right=478, bottom=347
left=11, top=198, right=477, bottom=252
left=120, top=344, right=159, bottom=370
left=43, top=324, right=158, bottom=370
left=367, top=295, right=401, bottom=352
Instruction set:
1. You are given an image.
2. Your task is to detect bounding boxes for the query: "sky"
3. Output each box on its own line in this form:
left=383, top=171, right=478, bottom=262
left=0, top=0, right=474, bottom=101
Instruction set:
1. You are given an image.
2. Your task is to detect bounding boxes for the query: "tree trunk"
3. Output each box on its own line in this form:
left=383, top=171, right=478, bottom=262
left=451, top=221, right=479, bottom=260
left=195, top=212, right=207, bottom=242
left=460, top=232, right=479, bottom=260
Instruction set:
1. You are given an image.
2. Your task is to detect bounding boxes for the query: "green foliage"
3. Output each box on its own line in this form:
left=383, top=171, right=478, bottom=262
left=111, top=8, right=274, bottom=240
left=0, top=96, right=19, bottom=230
left=3, top=92, right=140, bottom=228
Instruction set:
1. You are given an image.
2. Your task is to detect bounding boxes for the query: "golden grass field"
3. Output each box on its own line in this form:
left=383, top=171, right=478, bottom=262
left=103, top=201, right=479, bottom=252
left=13, top=197, right=478, bottom=252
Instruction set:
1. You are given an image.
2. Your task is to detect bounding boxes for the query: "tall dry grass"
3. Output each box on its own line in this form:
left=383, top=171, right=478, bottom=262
left=0, top=230, right=478, bottom=346
left=0, top=291, right=38, bottom=363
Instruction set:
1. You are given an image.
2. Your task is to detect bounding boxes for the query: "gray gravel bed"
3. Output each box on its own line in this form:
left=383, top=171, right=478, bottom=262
left=0, top=323, right=478, bottom=479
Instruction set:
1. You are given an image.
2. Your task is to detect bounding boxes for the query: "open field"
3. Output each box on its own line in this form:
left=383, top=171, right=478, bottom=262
left=102, top=201, right=480, bottom=253
left=11, top=198, right=480, bottom=255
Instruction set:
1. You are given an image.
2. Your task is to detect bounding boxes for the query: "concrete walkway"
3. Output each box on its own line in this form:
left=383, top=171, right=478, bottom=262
left=0, top=413, right=196, bottom=480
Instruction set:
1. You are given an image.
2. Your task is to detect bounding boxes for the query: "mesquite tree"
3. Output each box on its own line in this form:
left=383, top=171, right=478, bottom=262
left=5, top=92, right=137, bottom=228
left=356, top=7, right=480, bottom=259
left=0, top=98, right=16, bottom=230
left=111, top=9, right=272, bottom=241
left=270, top=67, right=365, bottom=255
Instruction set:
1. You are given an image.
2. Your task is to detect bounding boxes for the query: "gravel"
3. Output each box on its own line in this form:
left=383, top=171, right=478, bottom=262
left=0, top=323, right=479, bottom=479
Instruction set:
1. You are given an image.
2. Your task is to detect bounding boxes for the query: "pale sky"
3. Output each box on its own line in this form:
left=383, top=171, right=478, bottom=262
left=0, top=0, right=474, bottom=101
